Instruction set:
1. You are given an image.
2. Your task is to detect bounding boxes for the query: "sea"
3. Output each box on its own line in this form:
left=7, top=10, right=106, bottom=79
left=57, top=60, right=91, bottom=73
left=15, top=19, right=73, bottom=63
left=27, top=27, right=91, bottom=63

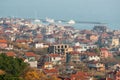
left=39, top=18, right=120, bottom=30
left=73, top=23, right=120, bottom=30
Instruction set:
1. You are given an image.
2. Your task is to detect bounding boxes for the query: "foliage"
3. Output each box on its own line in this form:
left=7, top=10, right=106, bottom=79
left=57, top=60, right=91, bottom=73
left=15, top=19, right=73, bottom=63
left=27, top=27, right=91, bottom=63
left=23, top=68, right=60, bottom=80
left=23, top=68, right=46, bottom=80
left=0, top=74, right=24, bottom=80
left=94, top=48, right=100, bottom=55
left=0, top=70, right=5, bottom=76
left=46, top=76, right=60, bottom=80
left=0, top=53, right=59, bottom=80
left=0, top=53, right=28, bottom=80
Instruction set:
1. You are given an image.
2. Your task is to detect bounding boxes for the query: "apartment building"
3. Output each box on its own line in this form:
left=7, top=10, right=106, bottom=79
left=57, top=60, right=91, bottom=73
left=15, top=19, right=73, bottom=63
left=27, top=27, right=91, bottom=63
left=48, top=44, right=73, bottom=54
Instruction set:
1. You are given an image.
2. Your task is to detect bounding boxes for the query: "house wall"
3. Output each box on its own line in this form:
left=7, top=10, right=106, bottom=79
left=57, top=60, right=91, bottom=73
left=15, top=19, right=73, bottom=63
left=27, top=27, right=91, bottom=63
left=48, top=44, right=70, bottom=54
left=111, top=38, right=119, bottom=47
left=35, top=43, right=44, bottom=48
left=28, top=61, right=37, bottom=68
left=90, top=35, right=98, bottom=41
left=51, top=57, right=61, bottom=62
left=48, top=57, right=61, bottom=65
left=44, top=64, right=53, bottom=69
left=88, top=63, right=104, bottom=68
left=88, top=56, right=100, bottom=61
left=71, top=54, right=80, bottom=62
left=116, top=76, right=120, bottom=80
left=28, top=57, right=36, bottom=61
left=101, top=50, right=109, bottom=58
left=0, top=43, right=7, bottom=48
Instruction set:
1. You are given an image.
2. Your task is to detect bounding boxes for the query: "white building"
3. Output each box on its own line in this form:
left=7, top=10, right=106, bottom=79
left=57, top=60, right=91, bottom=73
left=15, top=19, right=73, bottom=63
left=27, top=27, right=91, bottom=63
left=46, top=54, right=62, bottom=65
left=24, top=59, right=37, bottom=68
left=87, top=54, right=100, bottom=61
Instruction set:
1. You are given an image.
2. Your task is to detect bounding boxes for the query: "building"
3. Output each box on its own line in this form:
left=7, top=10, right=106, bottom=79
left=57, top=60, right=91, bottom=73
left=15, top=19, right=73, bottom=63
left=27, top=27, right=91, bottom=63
left=100, top=48, right=109, bottom=58
left=24, top=52, right=37, bottom=68
left=90, top=34, right=98, bottom=41
left=87, top=53, right=100, bottom=61
left=35, top=42, right=48, bottom=48
left=108, top=71, right=120, bottom=80
left=48, top=44, right=72, bottom=55
left=6, top=51, right=16, bottom=58
left=66, top=51, right=80, bottom=63
left=43, top=69, right=59, bottom=76
left=87, top=61, right=105, bottom=71
left=0, top=39, right=7, bottom=49
left=43, top=62, right=53, bottom=69
left=99, top=37, right=119, bottom=48
left=46, top=54, right=62, bottom=65
left=79, top=52, right=100, bottom=62
left=111, top=37, right=119, bottom=47
left=70, top=71, right=91, bottom=80
left=93, top=25, right=109, bottom=33
left=115, top=71, right=120, bottom=80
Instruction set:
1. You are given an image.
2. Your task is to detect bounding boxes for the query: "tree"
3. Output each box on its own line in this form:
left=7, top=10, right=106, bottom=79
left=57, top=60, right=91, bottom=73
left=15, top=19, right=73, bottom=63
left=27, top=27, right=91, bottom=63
left=0, top=69, right=5, bottom=79
left=23, top=68, right=46, bottom=80
left=94, top=48, right=100, bottom=56
left=46, top=76, right=60, bottom=80
left=0, top=53, right=28, bottom=80
left=0, top=70, right=5, bottom=75
left=23, top=68, right=60, bottom=80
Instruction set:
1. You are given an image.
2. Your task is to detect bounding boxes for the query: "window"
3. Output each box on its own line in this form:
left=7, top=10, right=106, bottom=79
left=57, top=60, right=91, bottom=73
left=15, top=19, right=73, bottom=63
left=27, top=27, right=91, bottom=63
left=58, top=46, right=60, bottom=48
left=61, top=45, right=63, bottom=48
left=58, top=49, right=60, bottom=52
left=65, top=45, right=67, bottom=48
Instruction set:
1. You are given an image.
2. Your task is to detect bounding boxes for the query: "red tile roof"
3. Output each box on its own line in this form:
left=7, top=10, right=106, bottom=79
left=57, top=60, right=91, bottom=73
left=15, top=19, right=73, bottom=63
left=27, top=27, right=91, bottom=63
left=6, top=52, right=16, bottom=57
left=43, top=69, right=58, bottom=74
left=106, top=78, right=113, bottom=80
left=0, top=39, right=7, bottom=43
left=88, top=61, right=99, bottom=64
left=73, top=46, right=81, bottom=49
left=101, top=32, right=109, bottom=37
left=16, top=39, right=27, bottom=43
left=36, top=34, right=43, bottom=38
left=70, top=71, right=90, bottom=80
left=116, top=71, right=120, bottom=76
left=49, top=54, right=60, bottom=57
left=70, top=51, right=80, bottom=54
left=44, top=62, right=52, bottom=65
left=76, top=71, right=90, bottom=76
left=25, top=52, right=36, bottom=57
left=100, top=48, right=108, bottom=51
left=87, top=52, right=97, bottom=56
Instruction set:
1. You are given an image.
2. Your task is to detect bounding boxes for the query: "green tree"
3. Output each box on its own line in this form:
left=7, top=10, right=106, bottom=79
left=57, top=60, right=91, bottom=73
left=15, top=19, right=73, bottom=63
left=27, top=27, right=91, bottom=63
left=94, top=48, right=100, bottom=56
left=0, top=53, right=28, bottom=80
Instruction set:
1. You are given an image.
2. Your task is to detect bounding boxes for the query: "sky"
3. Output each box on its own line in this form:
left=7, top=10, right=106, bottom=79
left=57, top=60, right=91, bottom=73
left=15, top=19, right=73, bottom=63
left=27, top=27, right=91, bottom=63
left=0, top=0, right=120, bottom=26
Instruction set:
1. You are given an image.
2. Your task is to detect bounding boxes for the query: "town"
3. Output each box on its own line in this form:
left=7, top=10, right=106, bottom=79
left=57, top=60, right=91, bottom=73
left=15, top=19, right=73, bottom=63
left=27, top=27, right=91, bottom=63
left=0, top=17, right=120, bottom=80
